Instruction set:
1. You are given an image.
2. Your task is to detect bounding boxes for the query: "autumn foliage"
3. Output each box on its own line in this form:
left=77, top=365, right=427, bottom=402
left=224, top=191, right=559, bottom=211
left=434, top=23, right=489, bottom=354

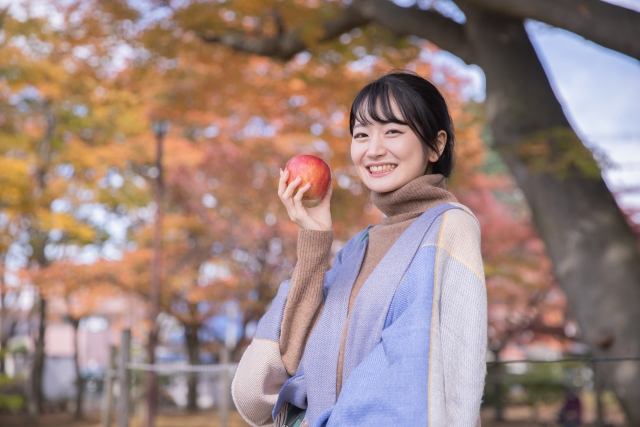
left=0, top=0, right=572, bottom=376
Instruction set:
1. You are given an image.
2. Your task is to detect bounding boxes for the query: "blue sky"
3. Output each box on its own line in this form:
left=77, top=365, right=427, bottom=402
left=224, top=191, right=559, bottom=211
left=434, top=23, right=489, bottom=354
left=530, top=13, right=640, bottom=217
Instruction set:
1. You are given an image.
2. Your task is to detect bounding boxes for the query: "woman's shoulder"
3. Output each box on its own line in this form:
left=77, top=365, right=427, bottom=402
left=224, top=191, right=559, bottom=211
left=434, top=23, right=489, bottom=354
left=444, top=202, right=480, bottom=228
left=410, top=202, right=480, bottom=252
left=432, top=202, right=484, bottom=280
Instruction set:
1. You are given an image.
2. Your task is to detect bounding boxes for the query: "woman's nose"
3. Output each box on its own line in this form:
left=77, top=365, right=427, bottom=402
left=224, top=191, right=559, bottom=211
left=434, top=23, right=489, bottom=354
left=366, top=133, right=386, bottom=157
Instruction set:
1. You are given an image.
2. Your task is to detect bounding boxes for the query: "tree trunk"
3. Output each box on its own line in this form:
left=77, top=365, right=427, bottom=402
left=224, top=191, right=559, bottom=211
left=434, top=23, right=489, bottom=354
left=71, top=317, right=84, bottom=420
left=0, top=256, right=16, bottom=376
left=0, top=262, right=5, bottom=375
left=145, top=328, right=158, bottom=427
left=146, top=122, right=165, bottom=427
left=489, top=349, right=505, bottom=421
left=459, top=5, right=640, bottom=423
left=28, top=297, right=46, bottom=423
left=593, top=362, right=605, bottom=427
left=184, top=324, right=200, bottom=412
left=34, top=297, right=46, bottom=413
left=0, top=318, right=18, bottom=376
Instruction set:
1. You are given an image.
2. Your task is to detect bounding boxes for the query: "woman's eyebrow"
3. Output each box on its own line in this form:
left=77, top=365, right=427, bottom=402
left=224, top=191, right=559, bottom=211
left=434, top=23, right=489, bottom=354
left=353, top=122, right=366, bottom=129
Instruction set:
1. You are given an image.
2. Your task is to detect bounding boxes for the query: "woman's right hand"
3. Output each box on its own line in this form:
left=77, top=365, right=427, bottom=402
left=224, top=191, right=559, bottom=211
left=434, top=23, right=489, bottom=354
left=278, top=168, right=333, bottom=231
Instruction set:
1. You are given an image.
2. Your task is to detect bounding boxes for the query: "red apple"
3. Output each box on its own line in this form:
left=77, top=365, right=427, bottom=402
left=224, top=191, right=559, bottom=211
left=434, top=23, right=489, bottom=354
left=285, top=154, right=331, bottom=200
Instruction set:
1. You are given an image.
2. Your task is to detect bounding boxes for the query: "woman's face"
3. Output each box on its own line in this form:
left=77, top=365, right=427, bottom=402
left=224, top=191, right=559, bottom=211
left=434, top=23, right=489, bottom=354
left=351, top=102, right=441, bottom=193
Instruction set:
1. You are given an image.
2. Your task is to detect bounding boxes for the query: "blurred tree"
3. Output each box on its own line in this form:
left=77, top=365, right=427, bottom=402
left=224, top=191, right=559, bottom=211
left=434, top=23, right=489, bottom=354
left=0, top=256, right=20, bottom=376
left=30, top=262, right=119, bottom=420
left=0, top=0, right=606, bottom=422
left=0, top=2, right=150, bottom=419
left=13, top=3, right=480, bottom=420
left=149, top=0, right=640, bottom=421
left=446, top=104, right=576, bottom=420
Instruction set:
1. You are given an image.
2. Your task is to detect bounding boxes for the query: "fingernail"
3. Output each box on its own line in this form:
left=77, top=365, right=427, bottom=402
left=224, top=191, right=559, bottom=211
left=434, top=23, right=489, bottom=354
left=296, top=175, right=301, bottom=180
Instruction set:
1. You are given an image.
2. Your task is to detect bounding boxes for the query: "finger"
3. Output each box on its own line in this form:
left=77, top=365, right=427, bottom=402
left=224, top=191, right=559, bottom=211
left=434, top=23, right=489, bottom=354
left=292, top=182, right=311, bottom=212
left=293, top=182, right=311, bottom=201
left=316, top=181, right=333, bottom=208
left=323, top=180, right=333, bottom=199
left=282, top=175, right=302, bottom=200
left=277, top=168, right=289, bottom=197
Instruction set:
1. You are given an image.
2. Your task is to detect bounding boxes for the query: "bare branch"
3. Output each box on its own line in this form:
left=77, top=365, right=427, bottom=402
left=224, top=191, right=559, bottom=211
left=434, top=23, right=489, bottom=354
left=199, top=30, right=306, bottom=61
left=318, top=3, right=370, bottom=42
left=356, top=0, right=475, bottom=63
left=198, top=0, right=476, bottom=64
left=459, top=0, right=640, bottom=61
left=36, top=105, right=55, bottom=190
left=198, top=4, right=369, bottom=61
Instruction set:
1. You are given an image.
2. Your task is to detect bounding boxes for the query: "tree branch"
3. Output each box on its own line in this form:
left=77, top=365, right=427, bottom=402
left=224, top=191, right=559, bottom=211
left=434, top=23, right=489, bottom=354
left=356, top=0, right=475, bottom=64
left=198, top=0, right=476, bottom=64
left=199, top=30, right=305, bottom=61
left=198, top=4, right=369, bottom=61
left=459, top=0, right=640, bottom=61
left=271, top=8, right=286, bottom=36
left=36, top=103, right=55, bottom=191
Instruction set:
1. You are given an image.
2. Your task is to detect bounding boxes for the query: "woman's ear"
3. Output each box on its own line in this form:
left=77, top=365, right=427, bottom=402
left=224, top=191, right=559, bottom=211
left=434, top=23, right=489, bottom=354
left=428, top=130, right=447, bottom=163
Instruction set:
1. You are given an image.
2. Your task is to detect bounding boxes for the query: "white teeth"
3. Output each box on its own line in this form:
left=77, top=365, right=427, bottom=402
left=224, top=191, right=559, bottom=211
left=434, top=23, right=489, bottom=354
left=369, top=164, right=396, bottom=173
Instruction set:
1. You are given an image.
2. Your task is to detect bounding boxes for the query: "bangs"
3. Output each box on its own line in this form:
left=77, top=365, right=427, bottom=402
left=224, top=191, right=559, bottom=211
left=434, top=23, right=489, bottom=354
left=349, top=80, right=426, bottom=139
left=350, top=82, right=408, bottom=132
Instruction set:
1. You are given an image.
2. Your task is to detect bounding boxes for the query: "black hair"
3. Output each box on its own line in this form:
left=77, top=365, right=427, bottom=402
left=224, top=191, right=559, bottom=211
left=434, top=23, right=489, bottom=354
left=349, top=71, right=455, bottom=177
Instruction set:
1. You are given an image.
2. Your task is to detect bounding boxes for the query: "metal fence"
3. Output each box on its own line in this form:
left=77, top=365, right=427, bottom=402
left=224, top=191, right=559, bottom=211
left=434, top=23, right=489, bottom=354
left=483, top=357, right=638, bottom=425
left=99, top=330, right=240, bottom=427
left=99, top=330, right=637, bottom=427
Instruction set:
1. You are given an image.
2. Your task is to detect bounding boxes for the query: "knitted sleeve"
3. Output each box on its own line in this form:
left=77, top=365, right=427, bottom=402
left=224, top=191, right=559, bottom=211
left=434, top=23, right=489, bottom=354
left=232, top=280, right=292, bottom=427
left=280, top=229, right=334, bottom=375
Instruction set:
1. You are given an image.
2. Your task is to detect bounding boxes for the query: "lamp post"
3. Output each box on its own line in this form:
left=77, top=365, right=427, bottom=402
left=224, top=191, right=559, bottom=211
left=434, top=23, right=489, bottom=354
left=146, top=119, right=169, bottom=427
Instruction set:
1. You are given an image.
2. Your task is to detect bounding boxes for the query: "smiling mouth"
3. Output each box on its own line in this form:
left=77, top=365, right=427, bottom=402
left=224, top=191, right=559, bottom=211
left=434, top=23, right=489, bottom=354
left=367, top=164, right=397, bottom=175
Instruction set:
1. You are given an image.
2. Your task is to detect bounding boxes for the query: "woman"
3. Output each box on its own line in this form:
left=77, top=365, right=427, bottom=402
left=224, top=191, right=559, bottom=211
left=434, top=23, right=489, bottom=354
left=232, top=71, right=487, bottom=426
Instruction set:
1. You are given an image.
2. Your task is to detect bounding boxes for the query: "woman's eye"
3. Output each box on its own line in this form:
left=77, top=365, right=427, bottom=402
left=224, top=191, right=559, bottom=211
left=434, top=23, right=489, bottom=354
left=386, top=129, right=401, bottom=135
left=354, top=133, right=368, bottom=139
